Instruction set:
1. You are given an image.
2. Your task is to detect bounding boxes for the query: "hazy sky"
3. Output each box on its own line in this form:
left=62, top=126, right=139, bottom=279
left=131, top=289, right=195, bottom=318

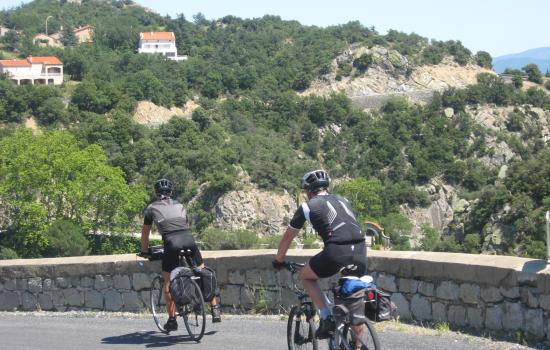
left=1, top=0, right=548, bottom=57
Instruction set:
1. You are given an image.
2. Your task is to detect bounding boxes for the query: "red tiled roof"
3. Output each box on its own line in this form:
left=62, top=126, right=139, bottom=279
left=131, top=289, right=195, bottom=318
left=140, top=32, right=175, bottom=41
left=0, top=59, right=31, bottom=67
left=74, top=25, right=94, bottom=33
left=27, top=56, right=63, bottom=65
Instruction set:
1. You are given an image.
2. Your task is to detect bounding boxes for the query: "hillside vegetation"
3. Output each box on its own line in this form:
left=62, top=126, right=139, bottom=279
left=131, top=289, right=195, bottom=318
left=0, top=0, right=549, bottom=260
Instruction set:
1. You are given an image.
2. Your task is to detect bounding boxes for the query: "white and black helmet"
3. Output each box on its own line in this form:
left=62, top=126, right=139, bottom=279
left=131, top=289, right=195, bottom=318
left=301, top=169, right=330, bottom=191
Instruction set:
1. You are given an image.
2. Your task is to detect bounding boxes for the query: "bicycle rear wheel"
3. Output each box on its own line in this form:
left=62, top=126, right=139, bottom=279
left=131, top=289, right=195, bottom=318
left=150, top=276, right=167, bottom=333
left=344, top=321, right=380, bottom=350
left=287, top=303, right=318, bottom=350
left=181, top=279, right=206, bottom=342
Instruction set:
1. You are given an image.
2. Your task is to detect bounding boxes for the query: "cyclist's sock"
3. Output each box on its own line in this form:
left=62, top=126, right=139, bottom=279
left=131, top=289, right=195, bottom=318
left=319, top=307, right=331, bottom=320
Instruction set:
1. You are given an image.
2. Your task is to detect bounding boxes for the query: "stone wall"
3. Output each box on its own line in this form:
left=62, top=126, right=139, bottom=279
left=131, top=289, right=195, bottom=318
left=1, top=250, right=550, bottom=340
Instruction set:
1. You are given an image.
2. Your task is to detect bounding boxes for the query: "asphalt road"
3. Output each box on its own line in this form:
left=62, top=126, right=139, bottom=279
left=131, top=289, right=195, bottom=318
left=0, top=312, right=542, bottom=350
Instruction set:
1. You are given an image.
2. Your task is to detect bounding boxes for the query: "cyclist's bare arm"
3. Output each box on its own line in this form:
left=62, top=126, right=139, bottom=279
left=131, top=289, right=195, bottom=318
left=276, top=226, right=299, bottom=262
left=141, top=224, right=151, bottom=253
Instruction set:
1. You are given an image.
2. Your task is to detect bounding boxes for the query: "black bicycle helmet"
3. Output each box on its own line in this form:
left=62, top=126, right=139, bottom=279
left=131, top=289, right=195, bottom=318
left=301, top=169, right=330, bottom=191
left=154, top=178, right=173, bottom=196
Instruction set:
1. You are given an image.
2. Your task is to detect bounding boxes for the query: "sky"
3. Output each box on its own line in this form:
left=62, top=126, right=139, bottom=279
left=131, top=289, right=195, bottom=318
left=0, top=0, right=548, bottom=57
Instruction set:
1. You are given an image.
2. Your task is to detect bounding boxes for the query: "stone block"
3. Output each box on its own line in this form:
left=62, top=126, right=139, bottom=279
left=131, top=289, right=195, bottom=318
left=459, top=283, right=480, bottom=305
left=448, top=305, right=466, bottom=326
left=21, top=292, right=39, bottom=311
left=246, top=269, right=277, bottom=287
left=94, top=275, right=112, bottom=290
left=481, top=287, right=502, bottom=303
left=500, top=286, right=520, bottom=299
left=43, top=279, right=54, bottom=291
left=432, top=302, right=447, bottom=322
left=85, top=290, right=104, bottom=309
left=467, top=307, right=483, bottom=329
left=502, top=302, right=524, bottom=330
left=81, top=277, right=94, bottom=288
left=52, top=290, right=65, bottom=309
left=398, top=278, right=419, bottom=294
left=220, top=285, right=241, bottom=307
left=390, top=293, right=410, bottom=320
left=38, top=293, right=54, bottom=310
left=418, top=281, right=434, bottom=297
left=27, top=277, right=42, bottom=294
left=411, top=294, right=431, bottom=321
left=132, top=273, right=151, bottom=291
left=55, top=277, right=69, bottom=289
left=240, top=286, right=256, bottom=306
left=16, top=278, right=27, bottom=291
left=520, top=288, right=539, bottom=308
left=524, top=308, right=544, bottom=339
left=377, top=274, right=397, bottom=292
left=228, top=270, right=245, bottom=284
left=0, top=291, right=20, bottom=311
left=63, top=288, right=82, bottom=307
left=113, top=275, right=131, bottom=290
left=540, top=295, right=550, bottom=310
left=139, top=291, right=151, bottom=308
left=122, top=291, right=143, bottom=311
left=4, top=279, right=16, bottom=291
left=104, top=290, right=123, bottom=311
left=485, top=306, right=503, bottom=330
left=436, top=281, right=459, bottom=301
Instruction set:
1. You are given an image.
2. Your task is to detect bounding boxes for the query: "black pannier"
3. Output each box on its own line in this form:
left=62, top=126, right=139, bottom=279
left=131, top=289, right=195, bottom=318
left=334, top=289, right=368, bottom=326
left=365, top=289, right=397, bottom=322
left=169, top=266, right=194, bottom=306
left=196, top=266, right=218, bottom=302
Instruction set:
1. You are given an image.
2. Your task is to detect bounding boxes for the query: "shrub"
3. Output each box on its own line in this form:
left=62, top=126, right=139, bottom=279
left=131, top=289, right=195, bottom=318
left=462, top=234, right=481, bottom=253
left=200, top=228, right=259, bottom=250
left=545, top=80, right=550, bottom=91
left=0, top=247, right=19, bottom=260
left=44, top=219, right=90, bottom=257
left=353, top=53, right=373, bottom=72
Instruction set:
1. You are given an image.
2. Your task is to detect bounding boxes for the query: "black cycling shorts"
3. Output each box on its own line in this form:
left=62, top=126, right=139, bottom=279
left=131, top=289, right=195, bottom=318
left=162, top=230, right=203, bottom=272
left=309, top=242, right=367, bottom=278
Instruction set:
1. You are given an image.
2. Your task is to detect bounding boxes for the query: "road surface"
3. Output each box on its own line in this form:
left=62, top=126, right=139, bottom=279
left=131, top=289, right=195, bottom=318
left=0, top=312, right=541, bottom=350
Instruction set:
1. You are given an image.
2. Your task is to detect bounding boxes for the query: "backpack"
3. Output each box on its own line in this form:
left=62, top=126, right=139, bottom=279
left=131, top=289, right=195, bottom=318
left=169, top=266, right=194, bottom=306
left=195, top=266, right=218, bottom=302
left=334, top=289, right=369, bottom=326
left=365, top=289, right=397, bottom=322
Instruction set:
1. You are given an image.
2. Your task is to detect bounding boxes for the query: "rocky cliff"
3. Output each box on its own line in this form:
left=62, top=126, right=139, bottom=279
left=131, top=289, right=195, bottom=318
left=301, top=45, right=493, bottom=105
left=132, top=100, right=198, bottom=126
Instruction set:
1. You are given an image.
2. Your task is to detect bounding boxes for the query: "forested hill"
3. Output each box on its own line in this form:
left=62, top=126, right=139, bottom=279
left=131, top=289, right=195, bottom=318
left=0, top=0, right=549, bottom=261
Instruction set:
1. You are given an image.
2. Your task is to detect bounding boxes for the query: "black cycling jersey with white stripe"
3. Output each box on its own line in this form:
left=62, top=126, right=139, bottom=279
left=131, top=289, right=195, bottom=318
left=289, top=193, right=364, bottom=244
left=143, top=198, right=189, bottom=236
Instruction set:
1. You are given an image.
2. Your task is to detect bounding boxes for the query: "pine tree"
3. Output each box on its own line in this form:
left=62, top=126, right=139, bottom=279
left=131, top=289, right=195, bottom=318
left=60, top=25, right=78, bottom=47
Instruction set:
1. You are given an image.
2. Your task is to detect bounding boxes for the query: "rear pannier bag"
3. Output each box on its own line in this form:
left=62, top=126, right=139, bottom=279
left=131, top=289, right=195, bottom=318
left=365, top=289, right=397, bottom=322
left=169, top=266, right=194, bottom=306
left=196, top=266, right=218, bottom=302
left=334, top=289, right=368, bottom=326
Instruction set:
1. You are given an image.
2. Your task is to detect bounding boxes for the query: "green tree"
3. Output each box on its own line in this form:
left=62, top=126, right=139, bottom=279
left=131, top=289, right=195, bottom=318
left=334, top=178, right=384, bottom=218
left=60, top=25, right=78, bottom=47
left=0, top=130, right=147, bottom=257
left=379, top=213, right=412, bottom=250
left=43, top=219, right=90, bottom=257
left=474, top=51, right=492, bottom=69
left=353, top=53, right=374, bottom=72
left=522, top=63, right=543, bottom=84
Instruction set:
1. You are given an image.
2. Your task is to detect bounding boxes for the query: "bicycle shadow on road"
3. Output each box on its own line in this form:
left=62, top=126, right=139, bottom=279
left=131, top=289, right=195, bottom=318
left=101, top=330, right=217, bottom=348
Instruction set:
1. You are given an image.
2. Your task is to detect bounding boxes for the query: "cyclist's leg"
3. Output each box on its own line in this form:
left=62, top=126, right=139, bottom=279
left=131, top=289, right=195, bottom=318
left=162, top=271, right=177, bottom=318
left=299, top=264, right=326, bottom=310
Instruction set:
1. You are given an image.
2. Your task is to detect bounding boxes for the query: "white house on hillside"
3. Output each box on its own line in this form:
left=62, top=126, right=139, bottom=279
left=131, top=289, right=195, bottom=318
left=0, top=56, right=63, bottom=85
left=137, top=32, right=187, bottom=61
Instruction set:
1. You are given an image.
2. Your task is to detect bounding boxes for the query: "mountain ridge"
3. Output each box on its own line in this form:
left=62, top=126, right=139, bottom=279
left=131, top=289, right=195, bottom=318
left=493, top=47, right=550, bottom=73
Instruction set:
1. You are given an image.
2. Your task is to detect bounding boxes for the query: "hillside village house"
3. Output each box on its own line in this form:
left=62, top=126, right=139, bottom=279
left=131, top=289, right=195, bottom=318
left=0, top=26, right=11, bottom=37
left=0, top=56, right=63, bottom=85
left=137, top=31, right=187, bottom=61
left=33, top=25, right=94, bottom=47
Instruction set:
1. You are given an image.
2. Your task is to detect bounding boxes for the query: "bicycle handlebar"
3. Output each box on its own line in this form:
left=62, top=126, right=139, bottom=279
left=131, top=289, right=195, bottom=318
left=283, top=261, right=305, bottom=273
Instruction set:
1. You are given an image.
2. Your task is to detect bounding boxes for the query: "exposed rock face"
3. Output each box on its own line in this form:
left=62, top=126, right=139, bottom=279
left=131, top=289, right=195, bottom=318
left=301, top=46, right=492, bottom=105
left=213, top=187, right=297, bottom=236
left=132, top=100, right=197, bottom=126
left=400, top=178, right=460, bottom=243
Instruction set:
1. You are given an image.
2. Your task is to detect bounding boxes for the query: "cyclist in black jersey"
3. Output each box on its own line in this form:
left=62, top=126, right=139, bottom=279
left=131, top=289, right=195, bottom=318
left=141, top=179, right=221, bottom=331
left=273, top=170, right=367, bottom=339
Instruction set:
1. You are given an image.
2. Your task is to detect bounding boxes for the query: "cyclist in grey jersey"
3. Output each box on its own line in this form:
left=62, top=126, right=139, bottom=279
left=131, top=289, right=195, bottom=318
left=141, top=179, right=221, bottom=331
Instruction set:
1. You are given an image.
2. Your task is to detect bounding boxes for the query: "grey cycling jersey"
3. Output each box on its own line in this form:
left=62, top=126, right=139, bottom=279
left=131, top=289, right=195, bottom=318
left=143, top=198, right=189, bottom=235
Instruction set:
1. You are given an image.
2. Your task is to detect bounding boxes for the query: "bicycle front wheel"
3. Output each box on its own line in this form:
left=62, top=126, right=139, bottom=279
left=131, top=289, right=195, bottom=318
left=344, top=321, right=381, bottom=350
left=150, top=276, right=167, bottom=333
left=181, top=279, right=206, bottom=342
left=287, top=303, right=318, bottom=350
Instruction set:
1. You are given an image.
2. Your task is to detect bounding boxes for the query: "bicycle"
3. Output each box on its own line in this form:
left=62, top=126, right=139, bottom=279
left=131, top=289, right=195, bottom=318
left=282, top=262, right=381, bottom=350
left=139, top=246, right=206, bottom=342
